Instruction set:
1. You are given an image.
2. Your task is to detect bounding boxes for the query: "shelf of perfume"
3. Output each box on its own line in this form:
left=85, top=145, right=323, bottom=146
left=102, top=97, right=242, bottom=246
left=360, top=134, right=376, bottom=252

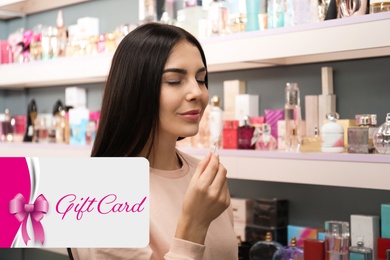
left=0, top=142, right=91, bottom=157
left=1, top=12, right=390, bottom=88
left=178, top=148, right=390, bottom=191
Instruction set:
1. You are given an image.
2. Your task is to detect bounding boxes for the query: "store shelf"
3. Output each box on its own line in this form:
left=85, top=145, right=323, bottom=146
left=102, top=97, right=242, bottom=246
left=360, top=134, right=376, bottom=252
left=1, top=12, right=390, bottom=88
left=2, top=143, right=388, bottom=190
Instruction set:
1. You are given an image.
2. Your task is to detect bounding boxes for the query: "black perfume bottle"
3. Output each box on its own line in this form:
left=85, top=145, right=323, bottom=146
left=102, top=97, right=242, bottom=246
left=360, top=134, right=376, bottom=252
left=23, top=99, right=38, bottom=142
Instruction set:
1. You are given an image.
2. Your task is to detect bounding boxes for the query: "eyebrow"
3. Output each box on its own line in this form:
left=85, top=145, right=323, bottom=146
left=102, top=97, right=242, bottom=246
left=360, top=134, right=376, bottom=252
left=162, top=67, right=207, bottom=74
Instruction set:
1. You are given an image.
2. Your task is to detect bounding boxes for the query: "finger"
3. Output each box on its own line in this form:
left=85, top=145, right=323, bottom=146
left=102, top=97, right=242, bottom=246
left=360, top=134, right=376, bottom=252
left=193, top=152, right=212, bottom=178
left=210, top=163, right=227, bottom=191
left=199, top=153, right=220, bottom=185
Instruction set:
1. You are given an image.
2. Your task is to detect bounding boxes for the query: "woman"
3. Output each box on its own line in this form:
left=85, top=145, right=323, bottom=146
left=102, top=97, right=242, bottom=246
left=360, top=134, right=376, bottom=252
left=73, top=22, right=237, bottom=259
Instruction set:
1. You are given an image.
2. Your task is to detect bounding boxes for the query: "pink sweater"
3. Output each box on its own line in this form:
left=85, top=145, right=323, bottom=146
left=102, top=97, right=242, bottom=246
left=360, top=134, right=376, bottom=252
left=73, top=150, right=238, bottom=260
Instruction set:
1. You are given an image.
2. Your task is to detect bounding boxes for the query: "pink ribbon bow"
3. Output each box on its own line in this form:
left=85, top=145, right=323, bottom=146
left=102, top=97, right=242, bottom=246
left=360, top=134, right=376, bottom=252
left=9, top=193, right=49, bottom=245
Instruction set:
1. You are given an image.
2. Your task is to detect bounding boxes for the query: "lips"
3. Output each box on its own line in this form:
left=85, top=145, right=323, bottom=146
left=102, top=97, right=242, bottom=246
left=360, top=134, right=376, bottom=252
left=179, top=110, right=201, bottom=121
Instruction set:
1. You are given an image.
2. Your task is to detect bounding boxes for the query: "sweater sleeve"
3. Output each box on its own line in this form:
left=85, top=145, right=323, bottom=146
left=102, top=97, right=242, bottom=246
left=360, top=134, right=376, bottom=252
left=164, top=238, right=206, bottom=260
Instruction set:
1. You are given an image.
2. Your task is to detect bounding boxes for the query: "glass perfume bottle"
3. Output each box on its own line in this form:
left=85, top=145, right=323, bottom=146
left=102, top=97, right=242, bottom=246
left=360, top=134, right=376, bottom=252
left=23, top=99, right=38, bottom=142
left=300, top=127, right=321, bottom=152
left=373, top=113, right=390, bottom=154
left=349, top=237, right=373, bottom=260
left=272, top=237, right=304, bottom=260
left=321, top=112, right=345, bottom=153
left=325, top=221, right=350, bottom=260
left=255, top=123, right=277, bottom=151
left=1, top=109, right=14, bottom=142
left=249, top=232, right=283, bottom=260
left=238, top=115, right=255, bottom=150
left=284, top=83, right=302, bottom=152
left=348, top=114, right=378, bottom=154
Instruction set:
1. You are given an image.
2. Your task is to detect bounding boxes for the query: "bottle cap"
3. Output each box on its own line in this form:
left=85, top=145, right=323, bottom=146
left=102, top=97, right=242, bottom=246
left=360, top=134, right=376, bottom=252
left=285, top=83, right=300, bottom=106
left=210, top=95, right=221, bottom=107
left=355, top=114, right=377, bottom=126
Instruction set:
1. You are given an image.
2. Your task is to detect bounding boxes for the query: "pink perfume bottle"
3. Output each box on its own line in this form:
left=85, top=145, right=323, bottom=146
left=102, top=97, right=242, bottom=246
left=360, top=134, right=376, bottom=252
left=272, top=237, right=304, bottom=260
left=255, top=123, right=277, bottom=151
left=223, top=120, right=239, bottom=149
left=249, top=232, right=283, bottom=260
left=238, top=115, right=255, bottom=149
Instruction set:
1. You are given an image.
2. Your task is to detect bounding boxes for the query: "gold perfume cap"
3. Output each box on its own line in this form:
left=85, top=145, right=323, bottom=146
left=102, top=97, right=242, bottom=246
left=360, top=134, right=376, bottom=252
left=211, top=95, right=221, bottom=107
left=290, top=237, right=297, bottom=246
left=265, top=232, right=273, bottom=242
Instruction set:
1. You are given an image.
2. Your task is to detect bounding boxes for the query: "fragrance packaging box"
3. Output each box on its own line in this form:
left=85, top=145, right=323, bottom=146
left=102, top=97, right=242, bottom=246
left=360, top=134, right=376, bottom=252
left=382, top=204, right=390, bottom=238
left=253, top=198, right=288, bottom=227
left=223, top=80, right=246, bottom=120
left=350, top=214, right=380, bottom=259
left=231, top=197, right=254, bottom=224
left=304, top=238, right=325, bottom=260
left=378, top=237, right=390, bottom=260
left=65, top=87, right=87, bottom=108
left=235, top=94, right=259, bottom=122
left=287, top=225, right=320, bottom=247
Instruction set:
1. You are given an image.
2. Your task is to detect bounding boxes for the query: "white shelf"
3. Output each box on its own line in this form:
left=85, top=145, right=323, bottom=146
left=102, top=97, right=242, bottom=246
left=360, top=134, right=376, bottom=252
left=1, top=12, right=390, bottom=88
left=2, top=143, right=388, bottom=191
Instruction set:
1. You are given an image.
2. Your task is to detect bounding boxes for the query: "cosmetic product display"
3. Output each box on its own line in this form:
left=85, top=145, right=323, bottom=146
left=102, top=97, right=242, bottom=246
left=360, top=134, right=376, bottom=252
left=238, top=115, right=255, bottom=149
left=370, top=0, right=390, bottom=13
left=321, top=112, right=344, bottom=153
left=284, top=83, right=302, bottom=152
left=23, top=99, right=38, bottom=142
left=272, top=237, right=303, bottom=260
left=348, top=114, right=378, bottom=154
left=373, top=113, right=390, bottom=154
left=255, top=123, right=277, bottom=151
left=325, top=221, right=350, bottom=260
left=249, top=232, right=283, bottom=260
left=304, top=238, right=326, bottom=260
left=209, top=95, right=223, bottom=150
left=349, top=238, right=373, bottom=260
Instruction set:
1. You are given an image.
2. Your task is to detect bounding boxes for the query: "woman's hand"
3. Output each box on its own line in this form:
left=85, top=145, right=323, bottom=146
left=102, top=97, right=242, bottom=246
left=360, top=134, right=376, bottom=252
left=175, top=152, right=230, bottom=244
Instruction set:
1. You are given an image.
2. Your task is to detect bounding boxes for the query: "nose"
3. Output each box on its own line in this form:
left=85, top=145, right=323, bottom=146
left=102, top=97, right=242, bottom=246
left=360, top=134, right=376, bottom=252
left=186, top=79, right=205, bottom=101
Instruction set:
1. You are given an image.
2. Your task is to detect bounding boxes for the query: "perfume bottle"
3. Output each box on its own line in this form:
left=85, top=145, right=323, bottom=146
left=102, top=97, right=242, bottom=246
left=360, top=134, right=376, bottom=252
left=56, top=10, right=67, bottom=57
left=300, top=127, right=321, bottom=152
left=284, top=83, right=302, bottom=152
left=321, top=112, right=345, bottom=153
left=223, top=120, right=239, bottom=149
left=238, top=115, right=255, bottom=150
left=272, top=237, right=304, bottom=260
left=325, top=221, right=350, bottom=260
left=349, top=237, right=373, bottom=260
left=249, top=232, right=283, bottom=260
left=23, top=99, right=38, bottom=142
left=1, top=109, right=14, bottom=142
left=373, top=113, right=390, bottom=154
left=255, top=123, right=277, bottom=151
left=209, top=95, right=223, bottom=150
left=348, top=114, right=378, bottom=154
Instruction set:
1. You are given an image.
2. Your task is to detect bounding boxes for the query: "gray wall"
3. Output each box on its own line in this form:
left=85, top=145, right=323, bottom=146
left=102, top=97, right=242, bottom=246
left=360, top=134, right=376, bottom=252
left=0, top=20, right=6, bottom=39
left=0, top=0, right=389, bottom=243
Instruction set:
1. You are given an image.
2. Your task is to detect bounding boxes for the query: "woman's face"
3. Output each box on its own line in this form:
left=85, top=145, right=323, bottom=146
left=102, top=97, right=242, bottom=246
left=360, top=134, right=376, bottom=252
left=159, top=40, right=209, bottom=141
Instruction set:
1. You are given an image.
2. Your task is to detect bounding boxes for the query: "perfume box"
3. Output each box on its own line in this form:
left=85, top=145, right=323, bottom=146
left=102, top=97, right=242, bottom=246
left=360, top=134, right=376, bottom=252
left=223, top=80, right=246, bottom=120
left=69, top=108, right=89, bottom=145
left=265, top=109, right=284, bottom=144
left=253, top=198, right=288, bottom=228
left=350, top=214, right=380, bottom=258
left=305, top=95, right=319, bottom=137
left=65, top=87, right=87, bottom=109
left=288, top=225, right=320, bottom=247
left=0, top=41, right=12, bottom=64
left=304, top=238, right=325, bottom=260
left=382, top=204, right=390, bottom=239
left=317, top=231, right=326, bottom=241
left=235, top=94, right=259, bottom=121
left=378, top=237, right=390, bottom=260
left=245, top=224, right=288, bottom=246
left=77, top=17, right=100, bottom=37
left=231, top=197, right=254, bottom=224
